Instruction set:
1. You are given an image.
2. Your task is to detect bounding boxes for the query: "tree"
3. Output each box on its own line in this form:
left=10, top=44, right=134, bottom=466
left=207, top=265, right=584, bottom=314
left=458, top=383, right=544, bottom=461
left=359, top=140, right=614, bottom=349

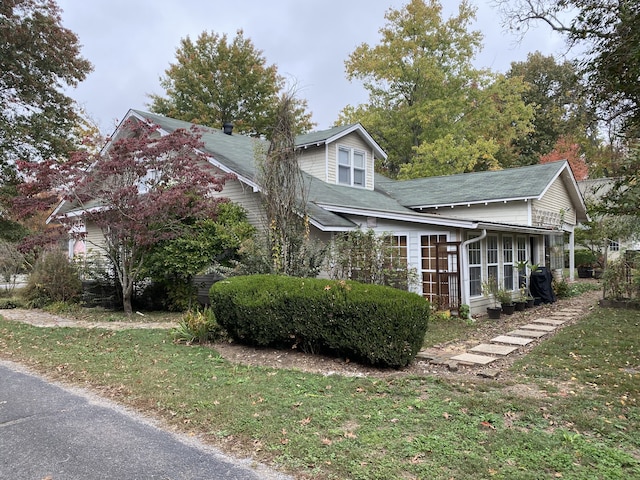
left=506, top=51, right=598, bottom=166
left=0, top=0, right=92, bottom=171
left=149, top=30, right=313, bottom=137
left=540, top=136, right=589, bottom=180
left=143, top=202, right=256, bottom=310
left=498, top=0, right=640, bottom=140
left=338, top=0, right=534, bottom=177
left=257, top=93, right=325, bottom=276
left=17, top=118, right=231, bottom=314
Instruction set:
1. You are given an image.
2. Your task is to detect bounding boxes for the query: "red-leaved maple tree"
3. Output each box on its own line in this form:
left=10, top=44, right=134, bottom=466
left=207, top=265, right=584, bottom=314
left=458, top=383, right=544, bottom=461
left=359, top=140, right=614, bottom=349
left=17, top=118, right=231, bottom=314
left=540, top=136, right=589, bottom=181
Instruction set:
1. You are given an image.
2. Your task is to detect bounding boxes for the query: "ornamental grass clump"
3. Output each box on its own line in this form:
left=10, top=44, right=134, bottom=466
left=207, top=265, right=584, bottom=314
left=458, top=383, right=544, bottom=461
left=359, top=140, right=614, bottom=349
left=209, top=274, right=430, bottom=368
left=172, top=307, right=224, bottom=344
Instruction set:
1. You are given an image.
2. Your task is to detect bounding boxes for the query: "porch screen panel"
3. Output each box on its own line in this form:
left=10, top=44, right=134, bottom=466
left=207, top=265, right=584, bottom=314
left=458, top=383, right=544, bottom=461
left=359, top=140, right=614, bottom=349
left=421, top=234, right=447, bottom=304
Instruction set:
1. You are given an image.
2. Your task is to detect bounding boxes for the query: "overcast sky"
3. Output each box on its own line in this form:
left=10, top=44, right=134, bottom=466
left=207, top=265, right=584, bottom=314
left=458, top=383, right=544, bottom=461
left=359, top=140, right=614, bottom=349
left=57, top=0, right=571, bottom=134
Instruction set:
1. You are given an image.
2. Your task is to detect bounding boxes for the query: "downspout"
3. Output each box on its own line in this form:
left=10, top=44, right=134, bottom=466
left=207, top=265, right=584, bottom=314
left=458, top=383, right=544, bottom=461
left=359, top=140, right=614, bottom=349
left=460, top=229, right=487, bottom=310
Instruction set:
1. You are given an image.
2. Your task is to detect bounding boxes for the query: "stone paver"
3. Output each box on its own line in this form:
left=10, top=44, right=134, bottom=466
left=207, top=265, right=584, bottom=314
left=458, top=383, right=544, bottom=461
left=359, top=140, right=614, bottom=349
left=519, top=323, right=556, bottom=332
left=533, top=318, right=567, bottom=326
left=507, top=329, right=548, bottom=338
left=490, top=335, right=534, bottom=346
left=450, top=353, right=497, bottom=365
left=469, top=344, right=518, bottom=356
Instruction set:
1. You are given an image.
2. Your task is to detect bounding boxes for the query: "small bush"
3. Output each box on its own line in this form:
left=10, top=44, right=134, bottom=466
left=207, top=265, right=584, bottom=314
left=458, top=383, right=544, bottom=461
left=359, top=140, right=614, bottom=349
left=22, top=250, right=82, bottom=308
left=0, top=297, right=25, bottom=309
left=553, top=279, right=571, bottom=298
left=209, top=275, right=430, bottom=368
left=173, top=307, right=225, bottom=344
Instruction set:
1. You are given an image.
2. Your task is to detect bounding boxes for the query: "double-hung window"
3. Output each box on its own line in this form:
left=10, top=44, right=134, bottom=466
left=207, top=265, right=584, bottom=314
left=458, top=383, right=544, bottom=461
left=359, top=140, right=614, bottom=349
left=338, top=147, right=366, bottom=187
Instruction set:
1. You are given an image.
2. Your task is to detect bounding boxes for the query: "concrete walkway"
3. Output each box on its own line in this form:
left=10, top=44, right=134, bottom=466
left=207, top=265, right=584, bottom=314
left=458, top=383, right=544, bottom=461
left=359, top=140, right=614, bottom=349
left=416, top=307, right=583, bottom=374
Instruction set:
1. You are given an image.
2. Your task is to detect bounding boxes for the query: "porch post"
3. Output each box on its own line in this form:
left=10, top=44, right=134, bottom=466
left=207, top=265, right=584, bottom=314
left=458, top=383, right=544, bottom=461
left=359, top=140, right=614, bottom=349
left=568, top=229, right=575, bottom=282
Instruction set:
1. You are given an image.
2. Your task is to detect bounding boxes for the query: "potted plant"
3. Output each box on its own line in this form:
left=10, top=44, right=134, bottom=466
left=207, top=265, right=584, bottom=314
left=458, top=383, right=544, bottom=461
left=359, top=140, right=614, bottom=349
left=515, top=260, right=528, bottom=289
left=482, top=275, right=501, bottom=319
left=514, top=287, right=527, bottom=311
left=498, top=288, right=516, bottom=315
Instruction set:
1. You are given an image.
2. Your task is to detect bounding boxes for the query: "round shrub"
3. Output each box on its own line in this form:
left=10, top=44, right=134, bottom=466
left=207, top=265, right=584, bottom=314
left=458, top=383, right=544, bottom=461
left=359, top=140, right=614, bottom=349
left=209, top=275, right=430, bottom=368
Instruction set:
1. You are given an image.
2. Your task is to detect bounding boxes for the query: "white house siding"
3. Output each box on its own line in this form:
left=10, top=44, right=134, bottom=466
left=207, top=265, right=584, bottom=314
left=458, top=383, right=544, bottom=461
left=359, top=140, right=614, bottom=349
left=297, top=144, right=327, bottom=181
left=532, top=178, right=577, bottom=227
left=331, top=132, right=376, bottom=190
left=84, top=222, right=108, bottom=256
left=216, top=178, right=266, bottom=230
left=430, top=202, right=531, bottom=225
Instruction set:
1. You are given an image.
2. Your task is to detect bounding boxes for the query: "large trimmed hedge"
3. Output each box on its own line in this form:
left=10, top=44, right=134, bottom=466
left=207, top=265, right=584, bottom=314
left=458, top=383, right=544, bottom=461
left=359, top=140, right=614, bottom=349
left=209, top=275, right=430, bottom=368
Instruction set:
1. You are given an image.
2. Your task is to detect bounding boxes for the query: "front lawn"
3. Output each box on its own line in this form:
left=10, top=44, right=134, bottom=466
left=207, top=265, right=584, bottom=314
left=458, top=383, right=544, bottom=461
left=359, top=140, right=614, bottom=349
left=1, top=305, right=638, bottom=479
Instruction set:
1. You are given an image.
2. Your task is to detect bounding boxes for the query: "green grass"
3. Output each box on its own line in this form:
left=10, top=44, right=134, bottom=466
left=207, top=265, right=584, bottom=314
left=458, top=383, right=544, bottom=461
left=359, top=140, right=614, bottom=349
left=1, top=307, right=639, bottom=480
left=423, top=314, right=477, bottom=348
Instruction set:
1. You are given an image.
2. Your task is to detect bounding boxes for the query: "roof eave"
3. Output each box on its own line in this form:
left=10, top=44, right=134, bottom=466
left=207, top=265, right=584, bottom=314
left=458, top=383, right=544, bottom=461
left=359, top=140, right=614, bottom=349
left=408, top=196, right=536, bottom=210
left=315, top=203, right=479, bottom=229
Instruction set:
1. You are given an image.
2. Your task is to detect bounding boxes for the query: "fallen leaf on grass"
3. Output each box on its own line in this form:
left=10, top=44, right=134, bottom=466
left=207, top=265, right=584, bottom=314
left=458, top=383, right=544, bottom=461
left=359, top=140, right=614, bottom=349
left=299, top=416, right=311, bottom=426
left=480, top=421, right=496, bottom=430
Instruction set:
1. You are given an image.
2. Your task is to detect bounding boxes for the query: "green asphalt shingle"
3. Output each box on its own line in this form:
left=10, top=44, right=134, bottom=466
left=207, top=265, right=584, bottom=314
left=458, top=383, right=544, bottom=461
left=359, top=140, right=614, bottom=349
left=376, top=162, right=567, bottom=208
left=128, top=111, right=583, bottom=228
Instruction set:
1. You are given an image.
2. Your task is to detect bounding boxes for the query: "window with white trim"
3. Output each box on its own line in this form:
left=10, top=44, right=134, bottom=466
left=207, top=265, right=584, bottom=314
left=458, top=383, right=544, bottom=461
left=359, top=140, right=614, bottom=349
left=338, top=146, right=366, bottom=187
left=468, top=233, right=482, bottom=296
left=609, top=240, right=620, bottom=252
left=503, top=236, right=514, bottom=290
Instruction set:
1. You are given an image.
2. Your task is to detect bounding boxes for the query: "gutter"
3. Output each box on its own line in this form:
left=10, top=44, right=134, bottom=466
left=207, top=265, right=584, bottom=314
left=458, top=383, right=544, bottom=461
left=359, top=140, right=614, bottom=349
left=460, top=229, right=487, bottom=310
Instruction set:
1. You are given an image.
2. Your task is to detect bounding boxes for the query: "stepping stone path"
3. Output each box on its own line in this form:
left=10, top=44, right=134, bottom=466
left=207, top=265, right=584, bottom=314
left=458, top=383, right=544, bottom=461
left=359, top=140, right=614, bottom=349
left=419, top=307, right=582, bottom=371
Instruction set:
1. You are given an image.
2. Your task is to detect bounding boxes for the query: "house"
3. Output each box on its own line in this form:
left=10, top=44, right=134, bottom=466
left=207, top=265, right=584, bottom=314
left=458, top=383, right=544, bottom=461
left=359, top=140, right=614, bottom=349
left=55, top=109, right=588, bottom=316
left=578, top=178, right=640, bottom=262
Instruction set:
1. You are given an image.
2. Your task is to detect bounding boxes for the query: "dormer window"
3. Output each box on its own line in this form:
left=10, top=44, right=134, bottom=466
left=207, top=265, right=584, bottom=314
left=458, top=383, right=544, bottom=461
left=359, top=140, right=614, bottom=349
left=338, top=146, right=366, bottom=187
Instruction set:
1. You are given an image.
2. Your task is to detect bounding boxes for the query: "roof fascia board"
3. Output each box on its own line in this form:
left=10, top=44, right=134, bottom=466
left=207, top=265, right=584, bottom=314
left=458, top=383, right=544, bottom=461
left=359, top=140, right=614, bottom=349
left=315, top=204, right=478, bottom=228
left=204, top=156, right=260, bottom=192
left=537, top=161, right=567, bottom=200
left=411, top=197, right=532, bottom=210
left=476, top=221, right=558, bottom=235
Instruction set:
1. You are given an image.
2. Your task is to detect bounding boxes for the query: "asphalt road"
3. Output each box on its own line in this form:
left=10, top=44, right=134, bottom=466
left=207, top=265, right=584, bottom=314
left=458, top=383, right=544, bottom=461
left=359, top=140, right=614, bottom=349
left=0, top=360, right=291, bottom=480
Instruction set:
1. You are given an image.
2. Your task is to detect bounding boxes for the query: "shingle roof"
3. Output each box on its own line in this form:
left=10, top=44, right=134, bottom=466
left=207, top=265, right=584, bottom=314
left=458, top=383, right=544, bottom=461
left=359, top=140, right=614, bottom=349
left=377, top=162, right=570, bottom=208
left=125, top=111, right=586, bottom=228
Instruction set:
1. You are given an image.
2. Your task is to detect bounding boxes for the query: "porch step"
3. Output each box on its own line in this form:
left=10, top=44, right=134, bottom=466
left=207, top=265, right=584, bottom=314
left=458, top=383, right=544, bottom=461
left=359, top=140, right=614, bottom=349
left=519, top=323, right=556, bottom=332
left=469, top=344, right=518, bottom=356
left=507, top=329, right=548, bottom=338
left=450, top=353, right=498, bottom=365
left=490, top=335, right=534, bottom=346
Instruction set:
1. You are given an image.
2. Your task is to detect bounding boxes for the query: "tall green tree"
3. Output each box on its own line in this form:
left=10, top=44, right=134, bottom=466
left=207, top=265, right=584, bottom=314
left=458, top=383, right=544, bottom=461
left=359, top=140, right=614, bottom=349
left=338, top=0, right=533, bottom=177
left=499, top=0, right=640, bottom=141
left=149, top=30, right=313, bottom=137
left=0, top=0, right=92, bottom=170
left=506, top=52, right=598, bottom=166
